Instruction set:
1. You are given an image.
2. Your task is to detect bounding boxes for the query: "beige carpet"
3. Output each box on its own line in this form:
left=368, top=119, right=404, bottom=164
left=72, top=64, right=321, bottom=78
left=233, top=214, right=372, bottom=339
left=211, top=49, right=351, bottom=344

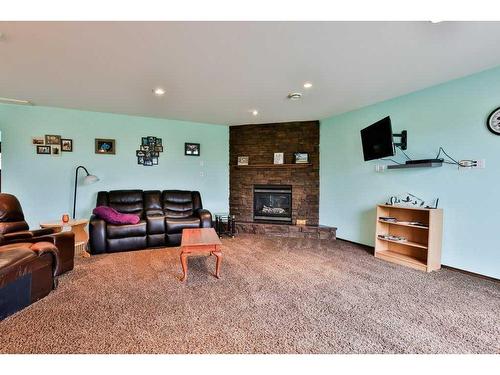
left=0, top=235, right=498, bottom=354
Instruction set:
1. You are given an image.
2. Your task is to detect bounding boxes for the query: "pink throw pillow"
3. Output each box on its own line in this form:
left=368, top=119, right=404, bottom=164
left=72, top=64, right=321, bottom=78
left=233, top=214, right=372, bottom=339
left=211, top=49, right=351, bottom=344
left=92, top=206, right=141, bottom=225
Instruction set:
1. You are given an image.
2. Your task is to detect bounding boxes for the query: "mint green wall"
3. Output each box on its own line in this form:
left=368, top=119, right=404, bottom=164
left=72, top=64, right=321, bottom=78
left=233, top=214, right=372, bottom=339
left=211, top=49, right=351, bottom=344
left=320, top=66, right=500, bottom=279
left=0, top=104, right=229, bottom=228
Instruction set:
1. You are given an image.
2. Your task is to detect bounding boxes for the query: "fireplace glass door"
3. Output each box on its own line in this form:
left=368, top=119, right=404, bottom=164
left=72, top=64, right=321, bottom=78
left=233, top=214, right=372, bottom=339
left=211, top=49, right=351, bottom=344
left=253, top=185, right=292, bottom=223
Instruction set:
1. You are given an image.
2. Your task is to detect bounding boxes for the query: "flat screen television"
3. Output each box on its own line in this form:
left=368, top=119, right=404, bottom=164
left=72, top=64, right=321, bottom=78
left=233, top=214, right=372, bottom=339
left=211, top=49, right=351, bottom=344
left=360, top=116, right=395, bottom=161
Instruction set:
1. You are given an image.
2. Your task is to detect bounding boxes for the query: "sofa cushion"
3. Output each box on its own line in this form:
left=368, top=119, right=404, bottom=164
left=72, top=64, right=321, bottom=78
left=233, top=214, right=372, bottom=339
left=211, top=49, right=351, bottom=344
left=165, top=216, right=200, bottom=234
left=162, top=191, right=194, bottom=218
left=108, top=190, right=144, bottom=217
left=107, top=220, right=147, bottom=239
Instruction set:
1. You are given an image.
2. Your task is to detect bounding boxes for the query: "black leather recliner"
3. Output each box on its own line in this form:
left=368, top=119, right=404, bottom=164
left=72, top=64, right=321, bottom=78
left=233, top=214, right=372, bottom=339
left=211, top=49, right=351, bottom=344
left=89, top=190, right=212, bottom=254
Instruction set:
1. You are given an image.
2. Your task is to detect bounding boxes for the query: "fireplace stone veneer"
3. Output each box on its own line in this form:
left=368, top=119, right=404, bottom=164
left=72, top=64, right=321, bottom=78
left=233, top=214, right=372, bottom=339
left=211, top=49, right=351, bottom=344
left=230, top=121, right=319, bottom=225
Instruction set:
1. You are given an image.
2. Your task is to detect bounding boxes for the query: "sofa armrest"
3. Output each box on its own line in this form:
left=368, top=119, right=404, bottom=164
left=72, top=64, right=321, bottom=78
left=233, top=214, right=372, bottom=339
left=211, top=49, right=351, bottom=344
left=33, top=231, right=75, bottom=276
left=89, top=215, right=107, bottom=254
left=0, top=228, right=57, bottom=245
left=30, top=228, right=56, bottom=237
left=0, top=231, right=34, bottom=244
left=195, top=209, right=212, bottom=228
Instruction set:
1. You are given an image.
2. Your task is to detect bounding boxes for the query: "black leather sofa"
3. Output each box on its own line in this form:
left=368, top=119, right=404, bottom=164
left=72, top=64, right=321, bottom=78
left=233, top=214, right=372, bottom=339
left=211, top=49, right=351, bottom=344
left=89, top=190, right=212, bottom=254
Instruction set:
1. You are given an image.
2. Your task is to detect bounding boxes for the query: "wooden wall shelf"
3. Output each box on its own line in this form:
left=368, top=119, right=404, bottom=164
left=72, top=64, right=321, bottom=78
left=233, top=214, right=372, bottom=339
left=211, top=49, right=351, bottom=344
left=233, top=163, right=312, bottom=169
left=375, top=204, right=443, bottom=272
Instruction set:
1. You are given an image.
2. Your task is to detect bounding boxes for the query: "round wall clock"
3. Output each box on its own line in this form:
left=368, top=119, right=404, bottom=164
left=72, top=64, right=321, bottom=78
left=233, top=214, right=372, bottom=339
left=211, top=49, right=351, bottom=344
left=486, top=107, right=500, bottom=135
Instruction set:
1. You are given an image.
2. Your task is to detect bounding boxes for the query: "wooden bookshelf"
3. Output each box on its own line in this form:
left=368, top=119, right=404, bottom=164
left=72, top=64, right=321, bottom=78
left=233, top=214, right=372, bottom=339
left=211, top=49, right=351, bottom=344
left=375, top=204, right=443, bottom=272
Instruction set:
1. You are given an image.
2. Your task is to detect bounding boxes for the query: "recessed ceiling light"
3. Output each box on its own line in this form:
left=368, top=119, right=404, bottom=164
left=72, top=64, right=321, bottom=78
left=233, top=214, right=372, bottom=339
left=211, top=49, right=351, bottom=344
left=153, top=87, right=166, bottom=96
left=287, top=92, right=302, bottom=100
left=251, top=109, right=259, bottom=116
left=303, top=82, right=313, bottom=89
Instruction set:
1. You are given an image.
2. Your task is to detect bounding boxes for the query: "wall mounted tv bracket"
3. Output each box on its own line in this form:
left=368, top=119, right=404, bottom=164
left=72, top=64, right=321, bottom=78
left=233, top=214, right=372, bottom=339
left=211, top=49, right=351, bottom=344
left=393, top=130, right=407, bottom=150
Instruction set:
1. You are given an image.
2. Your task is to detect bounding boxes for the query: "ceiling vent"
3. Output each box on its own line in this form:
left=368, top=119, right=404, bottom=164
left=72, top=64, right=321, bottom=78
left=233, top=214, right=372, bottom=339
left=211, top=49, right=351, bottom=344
left=287, top=92, right=302, bottom=100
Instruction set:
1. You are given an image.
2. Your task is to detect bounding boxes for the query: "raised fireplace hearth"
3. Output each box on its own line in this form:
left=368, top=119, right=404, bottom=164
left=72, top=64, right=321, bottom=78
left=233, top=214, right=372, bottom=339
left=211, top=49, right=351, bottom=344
left=253, top=185, right=292, bottom=223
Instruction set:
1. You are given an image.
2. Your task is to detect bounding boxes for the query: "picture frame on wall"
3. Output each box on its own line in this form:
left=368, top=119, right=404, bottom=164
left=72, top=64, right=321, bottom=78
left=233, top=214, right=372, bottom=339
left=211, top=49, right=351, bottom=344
left=185, top=142, right=200, bottom=156
left=293, top=152, right=309, bottom=164
left=45, top=134, right=61, bottom=145
left=32, top=137, right=45, bottom=145
left=95, top=139, right=116, bottom=154
left=61, top=139, right=73, bottom=152
left=52, top=145, right=62, bottom=156
left=36, top=145, right=51, bottom=155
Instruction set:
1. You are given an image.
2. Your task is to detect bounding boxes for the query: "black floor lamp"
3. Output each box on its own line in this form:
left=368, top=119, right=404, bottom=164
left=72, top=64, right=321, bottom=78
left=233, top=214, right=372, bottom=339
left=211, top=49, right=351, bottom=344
left=73, top=165, right=99, bottom=219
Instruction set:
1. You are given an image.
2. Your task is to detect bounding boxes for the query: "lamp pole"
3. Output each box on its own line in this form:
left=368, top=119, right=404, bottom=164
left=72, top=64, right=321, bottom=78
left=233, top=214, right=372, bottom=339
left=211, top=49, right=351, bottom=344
left=73, top=165, right=91, bottom=219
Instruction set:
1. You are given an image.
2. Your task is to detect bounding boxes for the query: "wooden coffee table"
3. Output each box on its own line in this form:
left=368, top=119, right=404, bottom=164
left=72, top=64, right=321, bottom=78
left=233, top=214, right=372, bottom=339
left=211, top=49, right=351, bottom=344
left=180, top=228, right=222, bottom=282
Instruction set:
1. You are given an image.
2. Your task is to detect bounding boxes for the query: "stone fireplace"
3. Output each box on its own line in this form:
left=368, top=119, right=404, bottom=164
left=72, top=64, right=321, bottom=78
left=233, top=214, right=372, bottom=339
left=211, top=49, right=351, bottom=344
left=229, top=121, right=320, bottom=225
left=253, top=185, right=292, bottom=223
left=229, top=121, right=336, bottom=240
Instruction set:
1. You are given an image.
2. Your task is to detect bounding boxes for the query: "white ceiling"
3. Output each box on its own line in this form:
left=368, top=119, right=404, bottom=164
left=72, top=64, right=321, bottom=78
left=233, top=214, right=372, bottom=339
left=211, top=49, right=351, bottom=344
left=2, top=21, right=500, bottom=125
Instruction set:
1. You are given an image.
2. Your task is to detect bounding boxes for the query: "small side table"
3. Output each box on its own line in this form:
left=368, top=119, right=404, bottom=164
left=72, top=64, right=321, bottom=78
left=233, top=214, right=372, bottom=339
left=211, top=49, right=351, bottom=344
left=40, top=219, right=90, bottom=258
left=214, top=213, right=236, bottom=238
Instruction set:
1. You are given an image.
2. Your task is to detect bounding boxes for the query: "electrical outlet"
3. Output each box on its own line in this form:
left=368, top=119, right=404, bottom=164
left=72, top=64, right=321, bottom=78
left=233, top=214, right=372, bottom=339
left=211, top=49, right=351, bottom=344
left=459, top=159, right=485, bottom=169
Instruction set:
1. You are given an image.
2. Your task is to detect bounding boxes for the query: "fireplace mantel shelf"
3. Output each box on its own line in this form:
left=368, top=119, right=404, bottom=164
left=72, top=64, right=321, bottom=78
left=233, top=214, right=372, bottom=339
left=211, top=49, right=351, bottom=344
left=233, top=163, right=312, bottom=169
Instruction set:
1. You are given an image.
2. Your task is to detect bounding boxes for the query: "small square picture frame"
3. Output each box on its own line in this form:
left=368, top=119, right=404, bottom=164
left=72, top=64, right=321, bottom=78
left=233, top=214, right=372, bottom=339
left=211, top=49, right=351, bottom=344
left=51, top=145, right=62, bottom=156
left=293, top=152, right=309, bottom=164
left=61, top=139, right=73, bottom=152
left=185, top=142, right=200, bottom=156
left=237, top=156, right=249, bottom=166
left=273, top=152, right=284, bottom=165
left=36, top=145, right=51, bottom=155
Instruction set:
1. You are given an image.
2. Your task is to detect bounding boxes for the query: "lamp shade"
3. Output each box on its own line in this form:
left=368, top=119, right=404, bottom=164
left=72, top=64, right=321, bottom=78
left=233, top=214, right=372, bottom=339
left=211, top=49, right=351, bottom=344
left=83, top=174, right=99, bottom=185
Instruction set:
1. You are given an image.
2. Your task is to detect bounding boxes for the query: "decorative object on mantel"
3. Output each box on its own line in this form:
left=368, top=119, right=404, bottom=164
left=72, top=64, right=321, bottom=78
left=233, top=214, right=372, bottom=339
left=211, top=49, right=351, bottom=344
left=136, top=136, right=163, bottom=166
left=386, top=193, right=439, bottom=209
left=293, top=152, right=309, bottom=164
left=95, top=139, right=116, bottom=154
left=486, top=106, right=500, bottom=135
left=237, top=156, right=249, bottom=166
left=273, top=152, right=284, bottom=164
left=185, top=142, right=200, bottom=156
left=61, top=139, right=73, bottom=152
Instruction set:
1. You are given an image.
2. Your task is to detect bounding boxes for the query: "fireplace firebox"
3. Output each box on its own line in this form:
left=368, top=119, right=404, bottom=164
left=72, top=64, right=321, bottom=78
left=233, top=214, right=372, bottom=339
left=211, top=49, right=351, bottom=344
left=253, top=185, right=292, bottom=223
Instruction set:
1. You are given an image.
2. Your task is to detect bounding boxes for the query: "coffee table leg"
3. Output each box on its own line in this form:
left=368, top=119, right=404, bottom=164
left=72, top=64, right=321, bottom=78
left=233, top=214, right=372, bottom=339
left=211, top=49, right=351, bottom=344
left=180, top=252, right=188, bottom=281
left=213, top=251, right=222, bottom=279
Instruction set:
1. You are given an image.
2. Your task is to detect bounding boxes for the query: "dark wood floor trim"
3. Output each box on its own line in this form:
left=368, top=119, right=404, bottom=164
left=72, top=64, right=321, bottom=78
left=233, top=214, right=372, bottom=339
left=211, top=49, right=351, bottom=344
left=337, top=237, right=499, bottom=282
